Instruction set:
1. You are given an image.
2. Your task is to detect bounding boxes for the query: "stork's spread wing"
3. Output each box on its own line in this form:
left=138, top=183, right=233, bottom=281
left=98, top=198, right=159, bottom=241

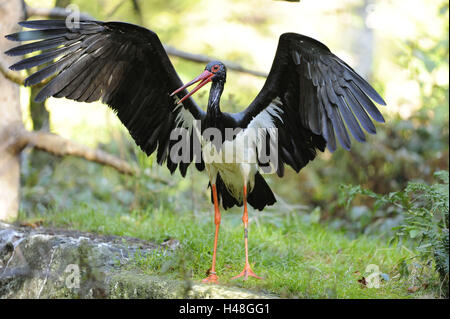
left=234, top=33, right=386, bottom=176
left=6, top=20, right=205, bottom=176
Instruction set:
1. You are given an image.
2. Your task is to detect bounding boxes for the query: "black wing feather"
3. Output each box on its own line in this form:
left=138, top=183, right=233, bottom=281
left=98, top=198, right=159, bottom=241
left=234, top=32, right=386, bottom=174
left=6, top=20, right=206, bottom=175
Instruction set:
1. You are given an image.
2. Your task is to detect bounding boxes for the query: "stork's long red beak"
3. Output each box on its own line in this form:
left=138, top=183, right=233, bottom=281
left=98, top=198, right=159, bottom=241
left=170, top=70, right=214, bottom=104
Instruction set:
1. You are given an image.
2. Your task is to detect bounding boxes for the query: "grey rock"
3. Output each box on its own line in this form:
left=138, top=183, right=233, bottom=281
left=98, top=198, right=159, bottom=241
left=0, top=222, right=275, bottom=299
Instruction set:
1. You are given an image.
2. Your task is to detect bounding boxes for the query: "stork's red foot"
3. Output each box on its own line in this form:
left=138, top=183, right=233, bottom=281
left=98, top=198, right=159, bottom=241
left=231, top=264, right=262, bottom=281
left=202, top=272, right=219, bottom=284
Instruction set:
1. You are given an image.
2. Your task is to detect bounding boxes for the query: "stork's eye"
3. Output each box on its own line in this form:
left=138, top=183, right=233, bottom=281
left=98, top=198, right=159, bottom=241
left=211, top=64, right=220, bottom=72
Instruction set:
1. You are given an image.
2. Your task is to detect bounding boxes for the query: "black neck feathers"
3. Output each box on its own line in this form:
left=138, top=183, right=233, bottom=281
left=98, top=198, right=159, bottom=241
left=205, top=80, right=224, bottom=128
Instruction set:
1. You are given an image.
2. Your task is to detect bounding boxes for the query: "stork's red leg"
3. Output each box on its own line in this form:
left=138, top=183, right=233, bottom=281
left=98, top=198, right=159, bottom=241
left=202, top=184, right=221, bottom=283
left=231, top=185, right=262, bottom=281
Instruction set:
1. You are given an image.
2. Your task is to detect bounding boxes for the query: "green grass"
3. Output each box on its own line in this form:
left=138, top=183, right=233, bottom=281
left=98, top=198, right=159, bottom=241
left=19, top=204, right=435, bottom=298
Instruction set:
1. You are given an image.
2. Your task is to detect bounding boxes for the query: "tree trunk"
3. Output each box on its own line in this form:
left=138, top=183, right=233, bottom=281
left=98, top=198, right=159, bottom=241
left=29, top=87, right=50, bottom=131
left=28, top=0, right=70, bottom=132
left=0, top=0, right=25, bottom=221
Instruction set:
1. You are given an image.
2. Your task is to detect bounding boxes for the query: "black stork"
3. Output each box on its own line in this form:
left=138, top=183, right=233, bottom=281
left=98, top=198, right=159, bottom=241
left=6, top=20, right=386, bottom=283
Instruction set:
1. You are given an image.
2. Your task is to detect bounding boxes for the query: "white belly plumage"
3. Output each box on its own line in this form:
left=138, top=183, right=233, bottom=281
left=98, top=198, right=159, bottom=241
left=203, top=139, right=259, bottom=203
left=198, top=98, right=284, bottom=202
left=175, top=96, right=283, bottom=203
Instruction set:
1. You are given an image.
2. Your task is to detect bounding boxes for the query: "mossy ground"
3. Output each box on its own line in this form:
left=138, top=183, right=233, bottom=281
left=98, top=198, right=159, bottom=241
left=19, top=205, right=438, bottom=298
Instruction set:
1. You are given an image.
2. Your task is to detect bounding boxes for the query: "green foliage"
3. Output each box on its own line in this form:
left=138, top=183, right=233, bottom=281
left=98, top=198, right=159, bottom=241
left=279, top=1, right=449, bottom=231
left=339, top=171, right=449, bottom=297
left=20, top=138, right=168, bottom=215
left=397, top=2, right=449, bottom=112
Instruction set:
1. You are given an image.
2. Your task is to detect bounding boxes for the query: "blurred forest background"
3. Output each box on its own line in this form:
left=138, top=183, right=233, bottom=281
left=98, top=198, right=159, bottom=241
left=1, top=0, right=448, bottom=298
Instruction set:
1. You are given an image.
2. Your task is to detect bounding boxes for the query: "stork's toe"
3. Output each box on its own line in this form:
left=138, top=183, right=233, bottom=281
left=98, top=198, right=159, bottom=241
left=231, top=265, right=262, bottom=281
left=202, top=273, right=219, bottom=284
